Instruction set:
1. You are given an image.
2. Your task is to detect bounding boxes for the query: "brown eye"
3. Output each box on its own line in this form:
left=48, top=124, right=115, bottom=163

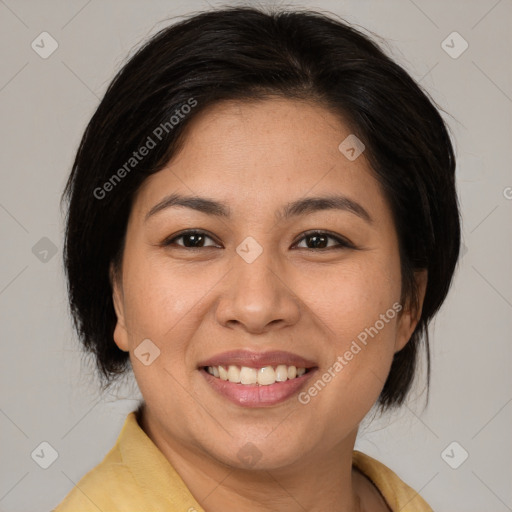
left=162, top=230, right=220, bottom=249
left=161, top=229, right=354, bottom=251
left=294, top=231, right=354, bottom=250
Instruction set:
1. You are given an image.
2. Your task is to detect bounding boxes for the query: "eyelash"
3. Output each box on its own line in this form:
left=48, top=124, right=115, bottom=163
left=160, top=229, right=355, bottom=251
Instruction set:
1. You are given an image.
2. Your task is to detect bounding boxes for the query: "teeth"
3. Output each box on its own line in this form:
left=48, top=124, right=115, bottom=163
left=205, top=364, right=309, bottom=385
left=218, top=365, right=228, bottom=381
left=240, top=366, right=257, bottom=384
left=258, top=366, right=276, bottom=385
left=275, top=364, right=288, bottom=382
left=227, top=365, right=241, bottom=383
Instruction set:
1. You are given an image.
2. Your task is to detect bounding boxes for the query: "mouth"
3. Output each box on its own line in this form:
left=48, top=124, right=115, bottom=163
left=202, top=364, right=312, bottom=385
left=198, top=350, right=318, bottom=407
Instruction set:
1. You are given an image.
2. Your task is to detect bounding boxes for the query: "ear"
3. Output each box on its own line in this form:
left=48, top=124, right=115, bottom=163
left=110, top=262, right=130, bottom=352
left=394, top=269, right=428, bottom=352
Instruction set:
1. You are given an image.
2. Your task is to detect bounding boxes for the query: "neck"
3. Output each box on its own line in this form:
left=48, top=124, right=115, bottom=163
left=138, top=405, right=362, bottom=512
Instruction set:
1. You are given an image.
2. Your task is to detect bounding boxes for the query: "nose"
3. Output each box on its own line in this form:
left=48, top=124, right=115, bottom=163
left=215, top=249, right=301, bottom=335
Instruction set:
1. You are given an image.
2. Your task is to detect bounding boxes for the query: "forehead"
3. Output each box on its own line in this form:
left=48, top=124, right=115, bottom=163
left=132, top=98, right=387, bottom=221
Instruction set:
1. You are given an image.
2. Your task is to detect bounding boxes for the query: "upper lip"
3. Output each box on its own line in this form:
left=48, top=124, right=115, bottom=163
left=198, top=350, right=317, bottom=369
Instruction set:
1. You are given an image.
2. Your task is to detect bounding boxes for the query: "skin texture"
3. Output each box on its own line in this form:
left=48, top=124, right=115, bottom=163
left=111, top=98, right=426, bottom=512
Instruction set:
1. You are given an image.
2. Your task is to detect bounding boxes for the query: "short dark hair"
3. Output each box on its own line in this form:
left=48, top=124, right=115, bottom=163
left=61, top=5, right=461, bottom=409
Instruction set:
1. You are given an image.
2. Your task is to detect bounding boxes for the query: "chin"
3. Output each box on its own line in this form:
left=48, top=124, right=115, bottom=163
left=200, top=432, right=310, bottom=471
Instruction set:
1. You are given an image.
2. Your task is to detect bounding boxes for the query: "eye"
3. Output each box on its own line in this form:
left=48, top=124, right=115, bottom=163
left=161, top=230, right=220, bottom=249
left=293, top=230, right=355, bottom=250
left=160, top=229, right=355, bottom=251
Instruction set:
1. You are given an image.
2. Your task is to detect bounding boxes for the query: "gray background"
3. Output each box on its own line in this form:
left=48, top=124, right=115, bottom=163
left=0, top=0, right=511, bottom=510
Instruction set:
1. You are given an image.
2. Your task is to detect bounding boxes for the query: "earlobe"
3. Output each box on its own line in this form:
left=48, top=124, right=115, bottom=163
left=110, top=263, right=130, bottom=352
left=394, top=269, right=428, bottom=352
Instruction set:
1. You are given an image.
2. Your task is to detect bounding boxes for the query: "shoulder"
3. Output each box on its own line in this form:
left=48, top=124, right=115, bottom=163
left=52, top=411, right=205, bottom=512
left=52, top=443, right=145, bottom=512
left=352, top=451, right=434, bottom=512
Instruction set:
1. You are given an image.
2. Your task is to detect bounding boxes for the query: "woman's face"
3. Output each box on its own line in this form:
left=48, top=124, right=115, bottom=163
left=112, top=98, right=422, bottom=470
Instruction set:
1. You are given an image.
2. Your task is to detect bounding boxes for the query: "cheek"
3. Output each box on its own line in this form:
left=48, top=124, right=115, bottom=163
left=295, top=251, right=402, bottom=418
left=121, top=252, right=224, bottom=377
left=122, top=253, right=203, bottom=335
left=304, top=248, right=402, bottom=340
left=119, top=257, right=211, bottom=427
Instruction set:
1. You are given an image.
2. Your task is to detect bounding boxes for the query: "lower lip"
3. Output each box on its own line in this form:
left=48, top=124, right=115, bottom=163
left=200, top=368, right=317, bottom=407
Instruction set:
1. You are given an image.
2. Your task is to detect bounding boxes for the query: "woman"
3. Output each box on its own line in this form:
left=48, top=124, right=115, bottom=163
left=55, top=6, right=460, bottom=511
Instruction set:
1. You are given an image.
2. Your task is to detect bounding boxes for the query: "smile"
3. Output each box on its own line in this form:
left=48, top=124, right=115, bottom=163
left=200, top=365, right=317, bottom=407
left=198, top=350, right=318, bottom=407
left=204, top=364, right=308, bottom=385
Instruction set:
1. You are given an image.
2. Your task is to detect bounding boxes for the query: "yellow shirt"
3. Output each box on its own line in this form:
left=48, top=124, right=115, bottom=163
left=53, top=411, right=433, bottom=512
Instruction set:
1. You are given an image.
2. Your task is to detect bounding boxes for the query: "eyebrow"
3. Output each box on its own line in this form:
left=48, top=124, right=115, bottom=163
left=145, top=193, right=372, bottom=224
